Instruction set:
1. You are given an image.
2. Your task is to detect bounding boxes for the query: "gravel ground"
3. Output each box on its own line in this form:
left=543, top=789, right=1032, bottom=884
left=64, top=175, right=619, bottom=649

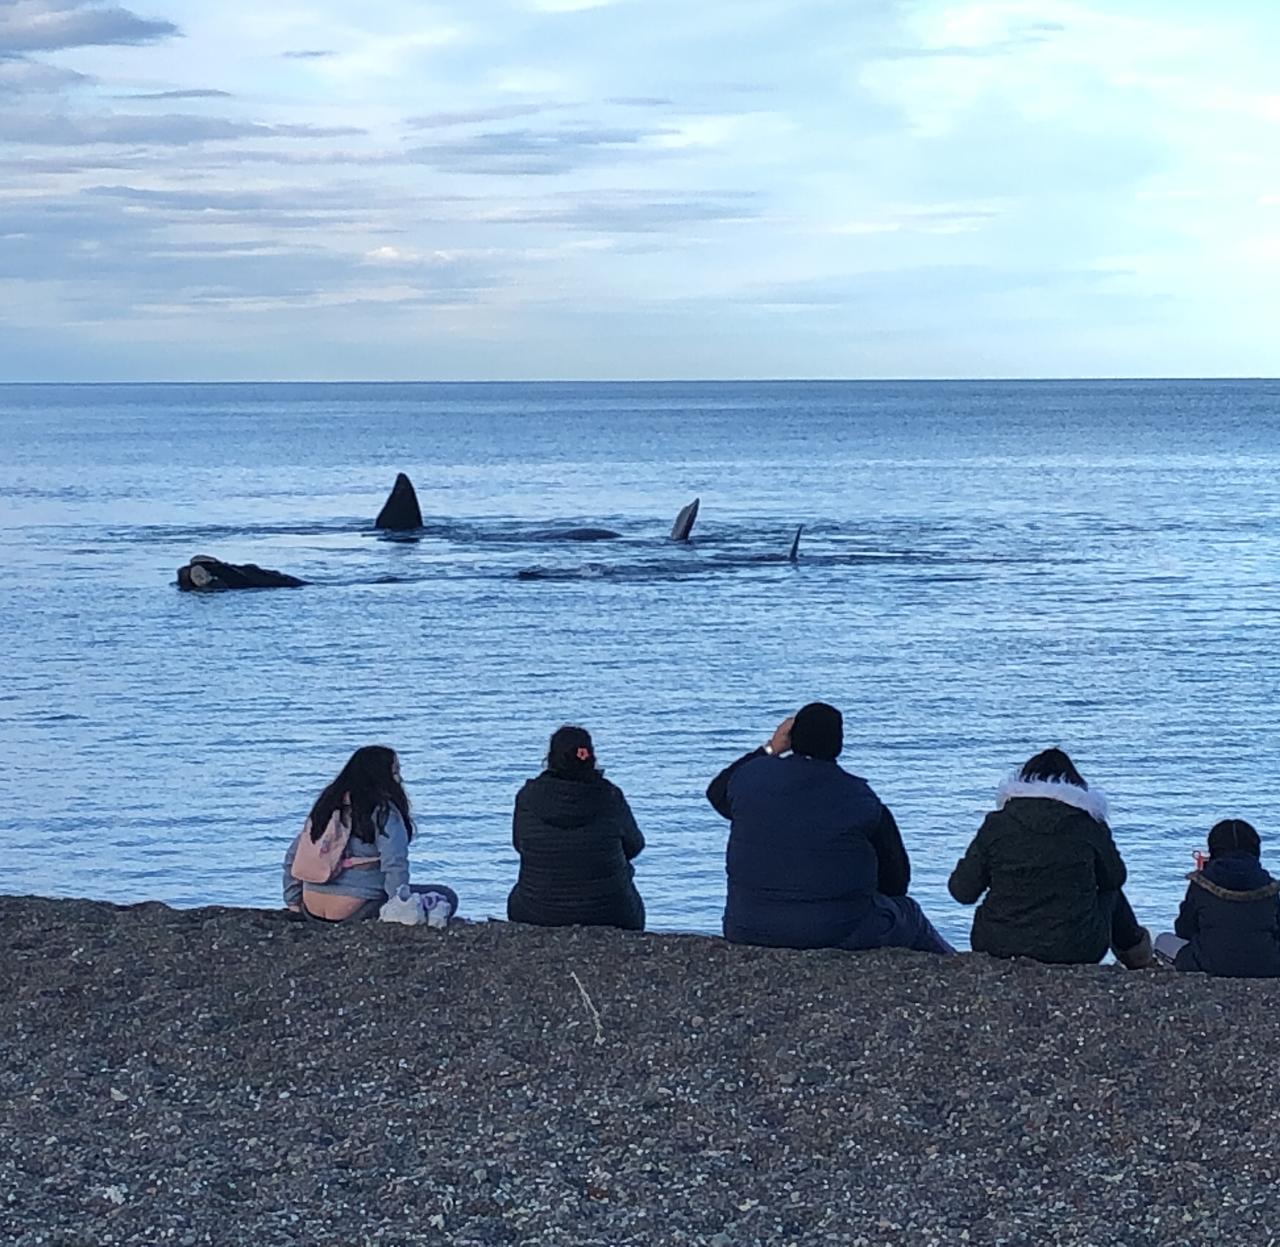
left=1, top=895, right=1278, bottom=1247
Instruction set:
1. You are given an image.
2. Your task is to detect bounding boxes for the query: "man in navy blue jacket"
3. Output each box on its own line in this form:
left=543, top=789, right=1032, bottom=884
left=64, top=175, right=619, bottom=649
left=707, top=702, right=951, bottom=954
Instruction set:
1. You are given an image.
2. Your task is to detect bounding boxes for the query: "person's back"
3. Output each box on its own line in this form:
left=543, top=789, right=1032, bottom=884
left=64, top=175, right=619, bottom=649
left=1174, top=820, right=1280, bottom=979
left=282, top=744, right=458, bottom=925
left=507, top=726, right=645, bottom=931
left=708, top=703, right=950, bottom=954
left=958, top=792, right=1120, bottom=963
left=949, top=749, right=1150, bottom=967
left=723, top=752, right=883, bottom=947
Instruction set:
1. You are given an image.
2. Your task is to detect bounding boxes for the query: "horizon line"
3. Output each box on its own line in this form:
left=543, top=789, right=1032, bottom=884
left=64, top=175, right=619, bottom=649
left=0, top=375, right=1277, bottom=387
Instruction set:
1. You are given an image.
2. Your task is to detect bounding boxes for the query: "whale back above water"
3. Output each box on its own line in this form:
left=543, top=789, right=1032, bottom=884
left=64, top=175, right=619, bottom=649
left=534, top=527, right=621, bottom=542
left=517, top=562, right=611, bottom=581
left=671, top=498, right=699, bottom=542
left=375, top=472, right=423, bottom=531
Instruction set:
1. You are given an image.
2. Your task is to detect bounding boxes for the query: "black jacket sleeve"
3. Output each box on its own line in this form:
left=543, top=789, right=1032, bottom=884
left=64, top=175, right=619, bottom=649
left=511, top=786, right=525, bottom=853
left=1091, top=821, right=1128, bottom=893
left=706, top=748, right=766, bottom=819
left=948, top=825, right=990, bottom=905
left=869, top=804, right=910, bottom=897
left=1174, top=884, right=1200, bottom=940
left=617, top=791, right=645, bottom=860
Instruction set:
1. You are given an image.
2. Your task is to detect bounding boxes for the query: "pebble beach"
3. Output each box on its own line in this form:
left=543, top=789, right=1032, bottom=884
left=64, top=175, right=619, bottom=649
left=2, top=894, right=1278, bottom=1246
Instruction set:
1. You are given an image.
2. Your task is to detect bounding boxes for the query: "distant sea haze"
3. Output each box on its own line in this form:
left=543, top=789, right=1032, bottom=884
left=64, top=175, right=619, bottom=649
left=2, top=379, right=1279, bottom=948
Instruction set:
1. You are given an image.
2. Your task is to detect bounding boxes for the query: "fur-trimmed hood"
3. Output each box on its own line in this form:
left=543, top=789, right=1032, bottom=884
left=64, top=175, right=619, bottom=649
left=995, top=776, right=1110, bottom=825
left=1189, top=855, right=1280, bottom=902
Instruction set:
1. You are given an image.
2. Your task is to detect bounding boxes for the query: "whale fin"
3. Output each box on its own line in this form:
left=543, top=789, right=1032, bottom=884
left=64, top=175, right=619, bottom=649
left=671, top=497, right=700, bottom=542
left=375, top=472, right=423, bottom=531
left=787, top=524, right=803, bottom=563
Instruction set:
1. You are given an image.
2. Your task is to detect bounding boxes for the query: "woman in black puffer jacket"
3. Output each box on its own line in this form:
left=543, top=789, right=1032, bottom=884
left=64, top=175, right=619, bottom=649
left=507, top=725, right=646, bottom=931
left=949, top=748, right=1152, bottom=967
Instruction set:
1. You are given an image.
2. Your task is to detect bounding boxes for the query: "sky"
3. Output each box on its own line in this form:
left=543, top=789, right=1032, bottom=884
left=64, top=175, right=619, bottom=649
left=0, top=0, right=1278, bottom=380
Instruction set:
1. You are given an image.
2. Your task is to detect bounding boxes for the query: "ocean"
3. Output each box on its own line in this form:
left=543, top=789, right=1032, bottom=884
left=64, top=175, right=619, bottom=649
left=2, top=379, right=1278, bottom=948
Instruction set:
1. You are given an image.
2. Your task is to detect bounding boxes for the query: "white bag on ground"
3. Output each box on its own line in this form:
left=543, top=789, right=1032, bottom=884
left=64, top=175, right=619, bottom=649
left=380, top=885, right=425, bottom=926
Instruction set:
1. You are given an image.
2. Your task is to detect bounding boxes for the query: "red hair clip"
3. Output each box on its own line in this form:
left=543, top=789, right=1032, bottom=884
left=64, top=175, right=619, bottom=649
left=575, top=746, right=591, bottom=762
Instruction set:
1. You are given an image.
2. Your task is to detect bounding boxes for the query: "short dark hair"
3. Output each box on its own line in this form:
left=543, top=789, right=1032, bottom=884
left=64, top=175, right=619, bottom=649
left=1019, top=748, right=1087, bottom=789
left=791, top=702, right=843, bottom=761
left=545, top=725, right=600, bottom=780
left=1208, top=818, right=1261, bottom=858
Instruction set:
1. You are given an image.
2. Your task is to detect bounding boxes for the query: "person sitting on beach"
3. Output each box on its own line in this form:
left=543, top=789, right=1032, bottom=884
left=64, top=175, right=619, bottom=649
left=948, top=748, right=1151, bottom=967
left=507, top=726, right=646, bottom=931
left=1161, top=819, right=1280, bottom=978
left=283, top=745, right=458, bottom=924
left=705, top=703, right=952, bottom=954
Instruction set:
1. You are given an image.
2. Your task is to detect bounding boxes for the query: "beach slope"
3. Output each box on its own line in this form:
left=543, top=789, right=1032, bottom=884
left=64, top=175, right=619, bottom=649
left=1, top=896, right=1277, bottom=1246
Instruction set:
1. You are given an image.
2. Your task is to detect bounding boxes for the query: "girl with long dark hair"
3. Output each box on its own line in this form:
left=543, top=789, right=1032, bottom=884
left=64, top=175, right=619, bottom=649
left=282, top=745, right=457, bottom=923
left=507, top=726, right=646, bottom=931
left=949, top=748, right=1151, bottom=966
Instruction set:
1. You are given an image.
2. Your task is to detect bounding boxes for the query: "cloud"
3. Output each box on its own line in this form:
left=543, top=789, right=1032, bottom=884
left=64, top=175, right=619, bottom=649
left=606, top=96, right=674, bottom=108
left=481, top=190, right=759, bottom=232
left=82, top=182, right=378, bottom=224
left=876, top=18, right=1068, bottom=61
left=0, top=0, right=178, bottom=53
left=0, top=188, right=501, bottom=321
left=407, top=123, right=669, bottom=175
left=830, top=202, right=1003, bottom=236
left=1, top=0, right=1277, bottom=378
left=0, top=56, right=89, bottom=94
left=119, top=88, right=233, bottom=100
left=0, top=110, right=365, bottom=146
left=744, top=265, right=1129, bottom=308
left=407, top=104, right=555, bottom=129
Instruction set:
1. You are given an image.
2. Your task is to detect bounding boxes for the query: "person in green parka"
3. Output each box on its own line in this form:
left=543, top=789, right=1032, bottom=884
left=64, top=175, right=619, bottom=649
left=949, top=748, right=1153, bottom=967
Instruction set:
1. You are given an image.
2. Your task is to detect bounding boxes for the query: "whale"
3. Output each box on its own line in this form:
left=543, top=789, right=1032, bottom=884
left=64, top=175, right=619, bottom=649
left=530, top=527, right=621, bottom=542
left=375, top=472, right=423, bottom=531
left=517, top=562, right=611, bottom=581
left=671, top=497, right=699, bottom=542
left=177, top=555, right=305, bottom=591
left=712, top=525, right=803, bottom=566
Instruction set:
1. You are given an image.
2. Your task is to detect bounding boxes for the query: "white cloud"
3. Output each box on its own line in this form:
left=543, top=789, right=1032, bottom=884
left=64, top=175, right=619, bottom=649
left=2, top=0, right=1279, bottom=377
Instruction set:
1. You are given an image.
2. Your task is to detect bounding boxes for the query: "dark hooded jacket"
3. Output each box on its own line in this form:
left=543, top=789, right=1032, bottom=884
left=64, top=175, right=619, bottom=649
left=948, top=778, right=1127, bottom=964
left=1174, top=853, right=1280, bottom=978
left=507, top=772, right=645, bottom=931
left=706, top=749, right=910, bottom=949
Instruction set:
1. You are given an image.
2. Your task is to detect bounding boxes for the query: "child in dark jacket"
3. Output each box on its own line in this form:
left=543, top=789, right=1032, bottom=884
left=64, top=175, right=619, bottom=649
left=1172, top=819, right=1280, bottom=978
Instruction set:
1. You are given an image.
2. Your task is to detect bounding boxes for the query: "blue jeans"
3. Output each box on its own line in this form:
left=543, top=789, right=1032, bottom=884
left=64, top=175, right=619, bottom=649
left=837, top=895, right=955, bottom=955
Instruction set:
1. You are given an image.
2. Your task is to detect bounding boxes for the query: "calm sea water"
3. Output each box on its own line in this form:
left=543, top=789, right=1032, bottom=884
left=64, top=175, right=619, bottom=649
left=2, top=380, right=1279, bottom=947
